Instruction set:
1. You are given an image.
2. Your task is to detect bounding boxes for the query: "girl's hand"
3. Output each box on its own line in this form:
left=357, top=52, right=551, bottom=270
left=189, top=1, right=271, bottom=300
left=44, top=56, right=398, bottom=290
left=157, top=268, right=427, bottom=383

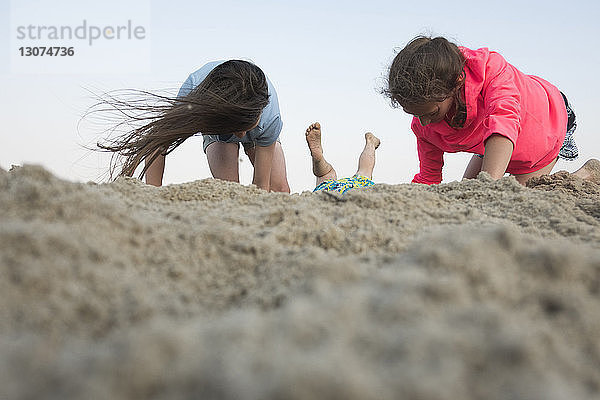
left=482, top=134, right=514, bottom=180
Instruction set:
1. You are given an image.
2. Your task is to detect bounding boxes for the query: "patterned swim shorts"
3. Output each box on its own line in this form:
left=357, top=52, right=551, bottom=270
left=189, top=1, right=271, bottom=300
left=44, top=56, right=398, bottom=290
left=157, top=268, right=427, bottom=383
left=313, top=175, right=375, bottom=195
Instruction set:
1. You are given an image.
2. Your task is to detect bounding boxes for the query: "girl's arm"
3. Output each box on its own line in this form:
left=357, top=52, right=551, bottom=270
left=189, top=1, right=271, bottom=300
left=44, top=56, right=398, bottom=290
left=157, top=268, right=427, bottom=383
left=482, top=134, right=514, bottom=180
left=479, top=52, right=521, bottom=178
left=412, top=136, right=444, bottom=184
left=145, top=153, right=165, bottom=186
left=252, top=142, right=276, bottom=191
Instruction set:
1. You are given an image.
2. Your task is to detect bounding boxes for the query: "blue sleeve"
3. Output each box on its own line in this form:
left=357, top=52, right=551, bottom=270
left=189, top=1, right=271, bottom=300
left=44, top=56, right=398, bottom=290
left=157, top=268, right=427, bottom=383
left=257, top=115, right=282, bottom=147
left=255, top=77, right=283, bottom=146
left=177, top=74, right=195, bottom=99
left=176, top=61, right=225, bottom=99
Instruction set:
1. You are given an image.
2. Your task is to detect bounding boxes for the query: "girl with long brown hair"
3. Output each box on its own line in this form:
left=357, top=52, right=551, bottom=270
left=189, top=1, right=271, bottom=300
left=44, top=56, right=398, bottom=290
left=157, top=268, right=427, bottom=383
left=98, top=60, right=290, bottom=192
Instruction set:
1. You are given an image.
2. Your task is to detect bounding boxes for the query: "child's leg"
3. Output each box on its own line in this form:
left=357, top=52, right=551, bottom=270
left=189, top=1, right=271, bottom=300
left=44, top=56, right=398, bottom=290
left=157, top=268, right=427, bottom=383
left=306, top=122, right=337, bottom=186
left=206, top=142, right=240, bottom=182
left=355, top=132, right=380, bottom=180
left=243, top=142, right=291, bottom=193
left=572, top=159, right=600, bottom=183
left=463, top=155, right=483, bottom=179
left=513, top=157, right=558, bottom=185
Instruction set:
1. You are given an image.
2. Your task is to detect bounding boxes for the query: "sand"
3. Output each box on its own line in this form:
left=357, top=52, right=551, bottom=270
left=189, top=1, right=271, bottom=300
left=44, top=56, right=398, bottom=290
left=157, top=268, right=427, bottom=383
left=1, top=164, right=599, bottom=399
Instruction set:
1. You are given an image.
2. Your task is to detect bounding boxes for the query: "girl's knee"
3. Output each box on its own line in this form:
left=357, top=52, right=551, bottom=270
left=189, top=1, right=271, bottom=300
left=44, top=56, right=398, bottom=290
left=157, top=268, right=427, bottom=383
left=270, top=181, right=290, bottom=193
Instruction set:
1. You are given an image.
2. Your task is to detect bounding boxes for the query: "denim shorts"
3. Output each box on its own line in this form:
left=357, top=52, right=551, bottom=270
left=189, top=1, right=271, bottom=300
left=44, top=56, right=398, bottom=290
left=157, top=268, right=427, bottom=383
left=202, top=134, right=281, bottom=153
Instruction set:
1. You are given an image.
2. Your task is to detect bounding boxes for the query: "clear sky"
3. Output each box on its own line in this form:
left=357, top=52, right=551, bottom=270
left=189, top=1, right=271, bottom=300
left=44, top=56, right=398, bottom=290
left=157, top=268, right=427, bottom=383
left=1, top=0, right=599, bottom=193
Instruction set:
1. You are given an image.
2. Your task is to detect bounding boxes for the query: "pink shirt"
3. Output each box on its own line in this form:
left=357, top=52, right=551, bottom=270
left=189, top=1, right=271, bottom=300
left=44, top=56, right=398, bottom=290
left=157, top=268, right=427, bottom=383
left=411, top=47, right=568, bottom=184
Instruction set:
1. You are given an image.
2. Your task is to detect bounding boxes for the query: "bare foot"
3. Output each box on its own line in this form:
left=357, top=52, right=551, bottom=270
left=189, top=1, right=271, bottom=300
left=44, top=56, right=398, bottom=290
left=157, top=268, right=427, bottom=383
left=573, top=159, right=600, bottom=184
left=305, top=122, right=324, bottom=159
left=306, top=122, right=334, bottom=177
left=365, top=132, right=381, bottom=149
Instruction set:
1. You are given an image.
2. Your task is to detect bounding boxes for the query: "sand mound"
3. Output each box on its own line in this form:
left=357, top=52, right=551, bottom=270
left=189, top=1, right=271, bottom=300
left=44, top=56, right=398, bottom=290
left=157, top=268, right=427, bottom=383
left=1, top=165, right=599, bottom=399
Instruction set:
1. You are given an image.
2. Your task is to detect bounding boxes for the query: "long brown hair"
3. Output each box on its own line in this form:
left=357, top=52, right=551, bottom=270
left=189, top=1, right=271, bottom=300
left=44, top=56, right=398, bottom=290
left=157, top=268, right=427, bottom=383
left=93, top=60, right=269, bottom=179
left=384, top=36, right=467, bottom=128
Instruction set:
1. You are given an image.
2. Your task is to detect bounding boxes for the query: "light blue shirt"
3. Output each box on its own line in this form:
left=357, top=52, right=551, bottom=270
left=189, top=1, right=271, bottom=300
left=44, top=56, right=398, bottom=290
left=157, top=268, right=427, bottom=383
left=177, top=61, right=282, bottom=147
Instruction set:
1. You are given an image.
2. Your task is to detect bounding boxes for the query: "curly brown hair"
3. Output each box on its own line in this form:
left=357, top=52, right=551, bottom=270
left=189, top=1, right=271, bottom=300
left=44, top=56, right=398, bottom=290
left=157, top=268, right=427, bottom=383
left=94, top=60, right=270, bottom=179
left=384, top=36, right=467, bottom=128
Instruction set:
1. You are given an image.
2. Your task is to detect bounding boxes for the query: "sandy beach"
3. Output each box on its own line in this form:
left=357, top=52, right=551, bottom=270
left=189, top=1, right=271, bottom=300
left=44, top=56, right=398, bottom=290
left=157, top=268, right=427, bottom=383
left=1, top=164, right=599, bottom=399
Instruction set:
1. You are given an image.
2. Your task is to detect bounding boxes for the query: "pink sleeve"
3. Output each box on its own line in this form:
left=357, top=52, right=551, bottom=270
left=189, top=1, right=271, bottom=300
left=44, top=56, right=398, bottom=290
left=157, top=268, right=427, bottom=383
left=481, top=52, right=521, bottom=146
left=411, top=128, right=444, bottom=184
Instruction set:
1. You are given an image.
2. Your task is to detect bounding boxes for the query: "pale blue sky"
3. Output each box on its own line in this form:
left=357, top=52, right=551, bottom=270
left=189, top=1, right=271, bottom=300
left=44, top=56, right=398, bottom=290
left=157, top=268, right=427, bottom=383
left=1, top=0, right=599, bottom=192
